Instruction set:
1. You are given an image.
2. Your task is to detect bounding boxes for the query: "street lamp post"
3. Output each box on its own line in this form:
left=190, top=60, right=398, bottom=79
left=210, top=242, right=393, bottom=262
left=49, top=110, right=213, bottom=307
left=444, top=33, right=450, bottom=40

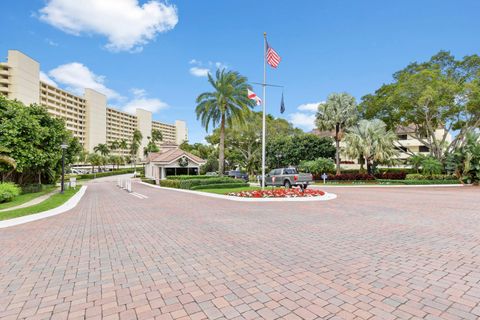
left=60, top=142, right=68, bottom=194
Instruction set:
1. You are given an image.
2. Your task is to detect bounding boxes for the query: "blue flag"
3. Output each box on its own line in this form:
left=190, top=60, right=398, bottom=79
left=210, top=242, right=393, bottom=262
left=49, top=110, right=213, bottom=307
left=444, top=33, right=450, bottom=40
left=280, top=92, right=285, bottom=114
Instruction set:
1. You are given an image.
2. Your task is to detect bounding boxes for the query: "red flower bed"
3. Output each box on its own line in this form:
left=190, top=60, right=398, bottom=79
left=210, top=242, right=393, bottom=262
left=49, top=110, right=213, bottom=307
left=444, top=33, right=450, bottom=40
left=227, top=188, right=326, bottom=198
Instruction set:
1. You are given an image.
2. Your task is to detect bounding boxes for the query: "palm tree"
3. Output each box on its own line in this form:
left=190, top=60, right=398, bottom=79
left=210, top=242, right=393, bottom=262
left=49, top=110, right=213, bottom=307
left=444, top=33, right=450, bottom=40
left=118, top=139, right=128, bottom=151
left=94, top=143, right=110, bottom=157
left=343, top=119, right=399, bottom=174
left=130, top=129, right=143, bottom=168
left=109, top=140, right=119, bottom=153
left=316, top=93, right=358, bottom=175
left=195, top=69, right=255, bottom=175
left=151, top=129, right=163, bottom=144
left=87, top=153, right=103, bottom=176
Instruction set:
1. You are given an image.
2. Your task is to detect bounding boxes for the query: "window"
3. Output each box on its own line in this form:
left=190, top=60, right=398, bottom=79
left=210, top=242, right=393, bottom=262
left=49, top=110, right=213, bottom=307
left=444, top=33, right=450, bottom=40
left=284, top=168, right=297, bottom=174
left=397, top=134, right=408, bottom=140
left=396, top=146, right=408, bottom=152
left=419, top=146, right=430, bottom=153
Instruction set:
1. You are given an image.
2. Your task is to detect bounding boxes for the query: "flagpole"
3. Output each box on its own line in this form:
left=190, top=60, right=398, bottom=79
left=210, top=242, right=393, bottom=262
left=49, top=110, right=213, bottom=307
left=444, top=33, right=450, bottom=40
left=261, top=32, right=267, bottom=190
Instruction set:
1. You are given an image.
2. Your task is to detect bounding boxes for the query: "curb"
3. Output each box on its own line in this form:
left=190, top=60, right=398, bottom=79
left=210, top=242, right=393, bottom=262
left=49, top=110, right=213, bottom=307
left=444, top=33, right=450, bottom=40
left=0, top=186, right=88, bottom=229
left=309, top=184, right=466, bottom=188
left=138, top=182, right=337, bottom=202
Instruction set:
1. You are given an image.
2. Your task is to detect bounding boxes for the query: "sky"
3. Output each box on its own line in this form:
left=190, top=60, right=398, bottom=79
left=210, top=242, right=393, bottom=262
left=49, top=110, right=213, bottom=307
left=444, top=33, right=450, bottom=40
left=1, top=0, right=479, bottom=143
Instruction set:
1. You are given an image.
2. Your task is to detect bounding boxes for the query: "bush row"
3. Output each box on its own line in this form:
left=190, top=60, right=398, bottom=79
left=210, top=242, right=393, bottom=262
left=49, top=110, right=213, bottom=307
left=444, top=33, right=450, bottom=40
left=0, top=182, right=21, bottom=203
left=167, top=175, right=218, bottom=180
left=405, top=174, right=458, bottom=181
left=325, top=173, right=376, bottom=181
left=377, top=179, right=461, bottom=185
left=191, top=183, right=249, bottom=190
left=374, top=172, right=408, bottom=180
left=179, top=177, right=240, bottom=190
left=74, top=168, right=144, bottom=180
left=159, top=179, right=181, bottom=188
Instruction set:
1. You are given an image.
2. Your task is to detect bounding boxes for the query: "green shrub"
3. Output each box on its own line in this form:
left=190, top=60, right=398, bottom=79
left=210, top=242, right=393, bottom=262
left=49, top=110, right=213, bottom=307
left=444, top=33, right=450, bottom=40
left=167, top=175, right=218, bottom=180
left=179, top=177, right=239, bottom=190
left=406, top=174, right=457, bottom=181
left=298, top=157, right=335, bottom=175
left=141, top=178, right=156, bottom=185
left=21, top=184, right=44, bottom=194
left=378, top=179, right=460, bottom=185
left=0, top=182, right=21, bottom=203
left=75, top=168, right=144, bottom=180
left=421, top=157, right=443, bottom=175
left=159, top=179, right=181, bottom=188
left=191, top=183, right=249, bottom=190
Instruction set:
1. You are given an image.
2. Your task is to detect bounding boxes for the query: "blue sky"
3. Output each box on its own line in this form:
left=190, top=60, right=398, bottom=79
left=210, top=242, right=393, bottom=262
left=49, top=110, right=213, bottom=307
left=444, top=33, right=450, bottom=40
left=1, top=0, right=479, bottom=143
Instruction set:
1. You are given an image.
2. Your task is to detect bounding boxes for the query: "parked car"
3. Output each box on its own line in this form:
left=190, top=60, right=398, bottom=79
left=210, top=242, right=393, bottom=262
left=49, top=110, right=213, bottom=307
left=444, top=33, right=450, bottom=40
left=205, top=172, right=218, bottom=176
left=226, top=170, right=249, bottom=182
left=264, top=167, right=313, bottom=189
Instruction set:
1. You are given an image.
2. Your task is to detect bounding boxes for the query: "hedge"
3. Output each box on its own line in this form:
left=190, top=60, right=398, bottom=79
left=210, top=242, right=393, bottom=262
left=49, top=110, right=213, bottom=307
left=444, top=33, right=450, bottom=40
left=0, top=182, right=21, bottom=203
left=374, top=172, right=407, bottom=180
left=167, top=175, right=218, bottom=180
left=377, top=179, right=461, bottom=185
left=327, top=173, right=375, bottom=181
left=191, top=183, right=249, bottom=190
left=73, top=168, right=144, bottom=180
left=159, top=179, right=181, bottom=188
left=406, top=174, right=458, bottom=181
left=179, top=177, right=239, bottom=190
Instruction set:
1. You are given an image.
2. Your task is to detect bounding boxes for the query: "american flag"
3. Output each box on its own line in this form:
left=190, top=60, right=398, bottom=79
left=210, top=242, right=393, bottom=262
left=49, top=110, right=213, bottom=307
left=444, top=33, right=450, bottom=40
left=266, top=41, right=281, bottom=68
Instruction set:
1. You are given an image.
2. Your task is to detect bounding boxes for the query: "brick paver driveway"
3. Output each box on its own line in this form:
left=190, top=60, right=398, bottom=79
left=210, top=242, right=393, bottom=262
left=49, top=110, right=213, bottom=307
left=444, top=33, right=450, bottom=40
left=1, top=181, right=480, bottom=320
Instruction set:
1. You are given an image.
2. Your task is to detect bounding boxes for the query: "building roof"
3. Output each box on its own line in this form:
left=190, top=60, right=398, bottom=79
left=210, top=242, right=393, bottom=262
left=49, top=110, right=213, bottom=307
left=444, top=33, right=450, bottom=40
left=147, top=148, right=206, bottom=165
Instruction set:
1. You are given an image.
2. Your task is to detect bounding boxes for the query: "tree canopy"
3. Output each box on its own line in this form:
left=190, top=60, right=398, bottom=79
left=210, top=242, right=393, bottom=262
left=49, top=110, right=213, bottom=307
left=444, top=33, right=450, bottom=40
left=0, top=96, right=81, bottom=184
left=359, top=51, right=480, bottom=160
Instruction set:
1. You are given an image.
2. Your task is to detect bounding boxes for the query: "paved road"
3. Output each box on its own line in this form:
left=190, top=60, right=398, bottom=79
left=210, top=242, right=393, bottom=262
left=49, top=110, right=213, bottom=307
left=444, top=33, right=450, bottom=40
left=1, top=182, right=479, bottom=320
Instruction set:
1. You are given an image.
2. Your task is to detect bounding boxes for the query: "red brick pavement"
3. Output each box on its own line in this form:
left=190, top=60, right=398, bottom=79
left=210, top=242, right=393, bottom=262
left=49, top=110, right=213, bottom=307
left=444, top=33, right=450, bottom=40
left=0, top=182, right=479, bottom=319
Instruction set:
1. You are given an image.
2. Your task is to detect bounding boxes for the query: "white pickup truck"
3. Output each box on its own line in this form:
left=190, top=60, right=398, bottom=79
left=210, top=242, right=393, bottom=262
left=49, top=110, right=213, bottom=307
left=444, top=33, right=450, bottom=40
left=263, top=168, right=313, bottom=189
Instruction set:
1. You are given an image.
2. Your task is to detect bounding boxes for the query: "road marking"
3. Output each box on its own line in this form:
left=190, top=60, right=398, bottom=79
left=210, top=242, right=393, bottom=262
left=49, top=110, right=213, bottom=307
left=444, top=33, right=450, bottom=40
left=130, top=192, right=148, bottom=199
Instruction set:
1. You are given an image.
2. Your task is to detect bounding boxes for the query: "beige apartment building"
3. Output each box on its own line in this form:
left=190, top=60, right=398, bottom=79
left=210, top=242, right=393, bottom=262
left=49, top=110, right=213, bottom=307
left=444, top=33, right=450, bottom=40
left=0, top=50, right=188, bottom=158
left=312, top=126, right=452, bottom=166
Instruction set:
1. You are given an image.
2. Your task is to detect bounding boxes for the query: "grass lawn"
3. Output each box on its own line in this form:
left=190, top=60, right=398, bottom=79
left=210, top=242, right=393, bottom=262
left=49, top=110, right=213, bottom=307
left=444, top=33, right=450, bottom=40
left=0, top=186, right=81, bottom=221
left=0, top=186, right=57, bottom=211
left=199, top=186, right=261, bottom=195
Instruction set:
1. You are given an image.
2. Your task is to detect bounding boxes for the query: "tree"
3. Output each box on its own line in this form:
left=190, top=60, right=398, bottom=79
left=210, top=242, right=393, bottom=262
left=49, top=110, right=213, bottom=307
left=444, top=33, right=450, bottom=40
left=206, top=112, right=302, bottom=175
left=94, top=143, right=110, bottom=157
left=109, top=140, right=119, bottom=153
left=130, top=129, right=143, bottom=167
left=266, top=134, right=336, bottom=168
left=343, top=119, right=399, bottom=174
left=421, top=157, right=443, bottom=175
left=195, top=69, right=255, bottom=175
left=298, top=158, right=335, bottom=175
left=445, top=130, right=480, bottom=183
left=0, top=146, right=16, bottom=169
left=151, top=129, right=163, bottom=144
left=408, top=154, right=427, bottom=173
left=360, top=51, right=480, bottom=161
left=0, top=96, right=80, bottom=184
left=118, top=139, right=128, bottom=151
left=316, top=93, right=358, bottom=174
left=87, top=153, right=102, bottom=174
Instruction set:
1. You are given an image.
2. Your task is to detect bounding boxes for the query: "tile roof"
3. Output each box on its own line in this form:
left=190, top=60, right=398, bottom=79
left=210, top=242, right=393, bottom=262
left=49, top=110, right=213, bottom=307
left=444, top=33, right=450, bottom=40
left=147, top=148, right=206, bottom=164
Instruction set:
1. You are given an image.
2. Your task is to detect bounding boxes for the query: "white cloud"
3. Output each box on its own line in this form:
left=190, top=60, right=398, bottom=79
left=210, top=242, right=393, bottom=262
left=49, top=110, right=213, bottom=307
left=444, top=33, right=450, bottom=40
left=39, top=0, right=178, bottom=52
left=289, top=112, right=316, bottom=131
left=48, top=62, right=121, bottom=100
left=298, top=102, right=322, bottom=112
left=189, top=59, right=227, bottom=77
left=121, top=92, right=169, bottom=114
left=39, top=71, right=57, bottom=87
left=189, top=67, right=210, bottom=77
left=288, top=101, right=323, bottom=131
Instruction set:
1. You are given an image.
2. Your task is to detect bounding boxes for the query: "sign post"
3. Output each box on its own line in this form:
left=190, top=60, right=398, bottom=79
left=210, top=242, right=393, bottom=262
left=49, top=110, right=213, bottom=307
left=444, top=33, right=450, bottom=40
left=321, top=173, right=328, bottom=184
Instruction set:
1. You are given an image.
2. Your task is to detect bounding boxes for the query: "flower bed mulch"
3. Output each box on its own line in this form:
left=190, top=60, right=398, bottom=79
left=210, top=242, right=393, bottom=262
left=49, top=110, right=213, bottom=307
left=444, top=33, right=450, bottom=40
left=227, top=188, right=326, bottom=198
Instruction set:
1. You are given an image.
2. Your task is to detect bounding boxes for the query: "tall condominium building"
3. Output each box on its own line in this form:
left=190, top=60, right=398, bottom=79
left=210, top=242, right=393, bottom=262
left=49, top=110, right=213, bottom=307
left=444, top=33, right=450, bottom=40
left=0, top=50, right=188, bottom=157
